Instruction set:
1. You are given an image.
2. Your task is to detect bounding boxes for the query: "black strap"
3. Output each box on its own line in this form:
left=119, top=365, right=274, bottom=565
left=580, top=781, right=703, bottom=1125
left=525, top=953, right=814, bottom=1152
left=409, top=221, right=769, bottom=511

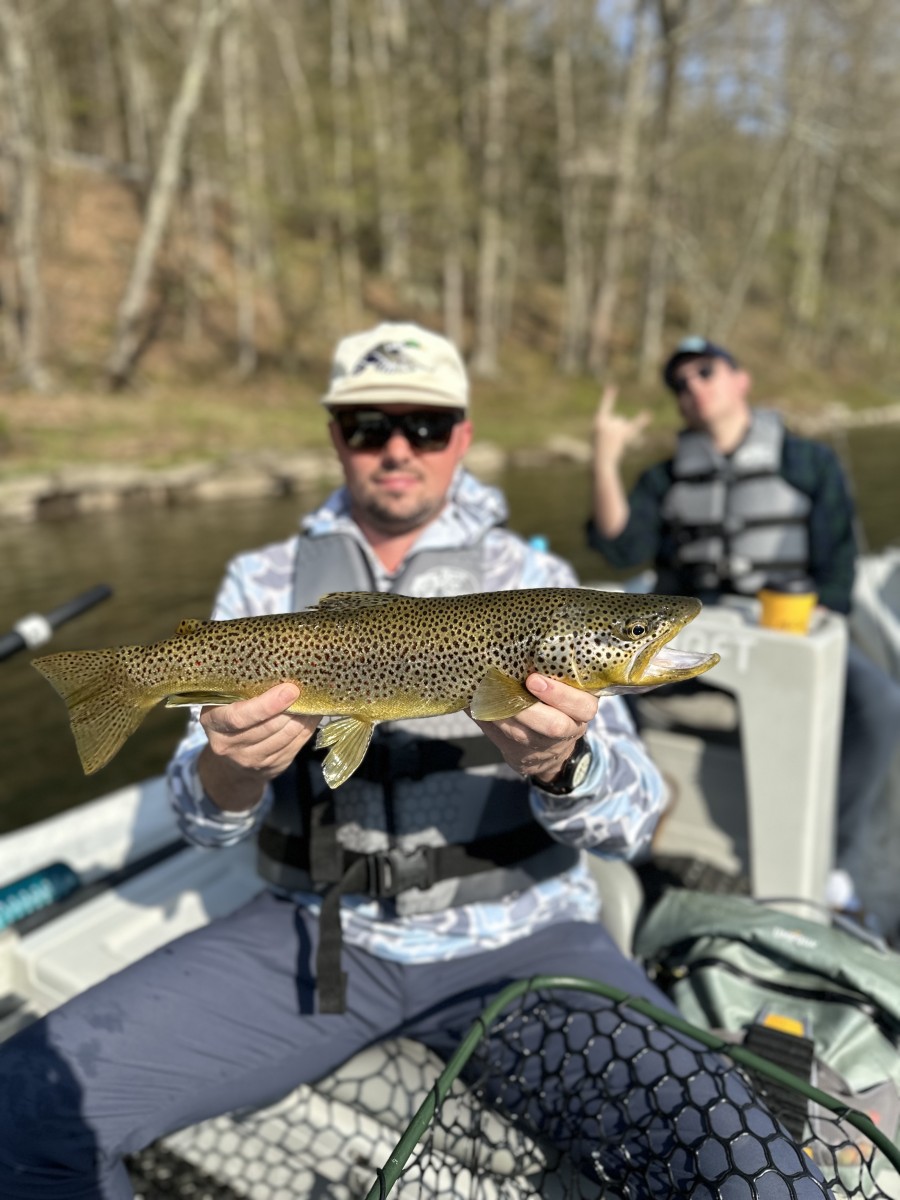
left=269, top=819, right=559, bottom=1016
left=259, top=820, right=559, bottom=893
left=312, top=825, right=559, bottom=1013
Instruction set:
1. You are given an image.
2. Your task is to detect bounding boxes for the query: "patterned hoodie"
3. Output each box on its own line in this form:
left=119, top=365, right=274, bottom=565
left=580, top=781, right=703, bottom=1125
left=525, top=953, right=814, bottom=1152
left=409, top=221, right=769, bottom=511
left=166, top=469, right=665, bottom=963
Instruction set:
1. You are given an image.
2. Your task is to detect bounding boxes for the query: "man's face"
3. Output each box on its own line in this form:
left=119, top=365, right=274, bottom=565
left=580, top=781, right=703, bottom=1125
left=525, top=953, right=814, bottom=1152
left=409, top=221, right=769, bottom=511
left=669, top=355, right=750, bottom=430
left=328, top=404, right=473, bottom=536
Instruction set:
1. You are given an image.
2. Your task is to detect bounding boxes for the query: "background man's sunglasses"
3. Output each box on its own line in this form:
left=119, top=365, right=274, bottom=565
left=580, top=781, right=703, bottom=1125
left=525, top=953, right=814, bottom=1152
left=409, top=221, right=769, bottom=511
left=335, top=408, right=463, bottom=452
left=672, top=362, right=717, bottom=394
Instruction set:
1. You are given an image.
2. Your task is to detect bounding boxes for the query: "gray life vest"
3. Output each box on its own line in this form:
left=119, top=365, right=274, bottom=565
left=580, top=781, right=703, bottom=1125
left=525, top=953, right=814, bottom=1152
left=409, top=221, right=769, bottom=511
left=259, top=532, right=578, bottom=915
left=658, top=409, right=812, bottom=597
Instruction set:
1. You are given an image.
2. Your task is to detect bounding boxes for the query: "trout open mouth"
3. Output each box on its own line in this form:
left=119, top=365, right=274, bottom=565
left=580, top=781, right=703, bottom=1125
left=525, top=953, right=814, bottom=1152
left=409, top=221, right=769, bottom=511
left=628, top=621, right=720, bottom=688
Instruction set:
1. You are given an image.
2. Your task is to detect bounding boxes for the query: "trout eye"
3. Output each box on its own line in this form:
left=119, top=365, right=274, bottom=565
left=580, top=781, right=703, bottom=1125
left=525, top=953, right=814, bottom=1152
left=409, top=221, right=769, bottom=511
left=627, top=623, right=647, bottom=638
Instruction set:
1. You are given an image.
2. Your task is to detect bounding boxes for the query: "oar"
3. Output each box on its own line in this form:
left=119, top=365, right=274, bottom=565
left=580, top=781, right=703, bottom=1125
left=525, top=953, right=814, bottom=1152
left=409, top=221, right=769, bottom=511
left=0, top=584, right=113, bottom=662
left=0, top=839, right=190, bottom=936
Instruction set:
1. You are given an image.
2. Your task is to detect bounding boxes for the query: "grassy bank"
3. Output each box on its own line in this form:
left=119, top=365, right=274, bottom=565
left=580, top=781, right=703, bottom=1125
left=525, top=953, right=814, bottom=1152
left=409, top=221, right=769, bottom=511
left=1, top=342, right=898, bottom=478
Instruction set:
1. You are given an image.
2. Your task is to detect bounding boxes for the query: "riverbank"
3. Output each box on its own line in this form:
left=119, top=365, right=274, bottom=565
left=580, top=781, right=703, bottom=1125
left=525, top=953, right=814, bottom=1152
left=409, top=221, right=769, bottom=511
left=3, top=397, right=900, bottom=524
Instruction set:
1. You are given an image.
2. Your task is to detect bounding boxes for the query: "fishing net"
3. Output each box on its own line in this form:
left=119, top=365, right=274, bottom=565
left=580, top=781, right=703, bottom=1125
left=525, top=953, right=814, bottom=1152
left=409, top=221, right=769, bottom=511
left=126, top=975, right=900, bottom=1200
left=362, top=977, right=900, bottom=1200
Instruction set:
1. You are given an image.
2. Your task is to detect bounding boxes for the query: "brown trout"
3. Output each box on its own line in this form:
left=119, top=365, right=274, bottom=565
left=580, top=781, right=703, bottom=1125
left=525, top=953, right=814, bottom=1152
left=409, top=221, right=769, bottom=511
left=33, top=588, right=718, bottom=788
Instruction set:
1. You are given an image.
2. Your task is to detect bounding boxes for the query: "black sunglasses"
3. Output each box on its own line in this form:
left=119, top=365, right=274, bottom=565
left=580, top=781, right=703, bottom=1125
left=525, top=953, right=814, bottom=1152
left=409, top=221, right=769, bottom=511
left=671, top=362, right=717, bottom=394
left=334, top=408, right=463, bottom=452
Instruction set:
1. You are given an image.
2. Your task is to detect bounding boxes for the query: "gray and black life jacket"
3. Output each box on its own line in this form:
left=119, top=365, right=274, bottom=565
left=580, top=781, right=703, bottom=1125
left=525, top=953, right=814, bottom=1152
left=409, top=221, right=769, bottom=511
left=260, top=531, right=578, bottom=1010
left=658, top=409, right=812, bottom=597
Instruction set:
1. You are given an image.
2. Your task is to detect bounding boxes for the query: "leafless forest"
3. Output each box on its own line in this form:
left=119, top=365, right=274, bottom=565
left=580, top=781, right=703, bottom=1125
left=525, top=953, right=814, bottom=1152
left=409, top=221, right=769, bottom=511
left=0, top=0, right=897, bottom=392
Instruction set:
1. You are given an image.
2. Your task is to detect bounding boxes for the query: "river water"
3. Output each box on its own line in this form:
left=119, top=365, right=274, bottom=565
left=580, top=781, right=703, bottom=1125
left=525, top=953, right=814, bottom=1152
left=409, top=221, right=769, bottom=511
left=1, top=424, right=898, bottom=833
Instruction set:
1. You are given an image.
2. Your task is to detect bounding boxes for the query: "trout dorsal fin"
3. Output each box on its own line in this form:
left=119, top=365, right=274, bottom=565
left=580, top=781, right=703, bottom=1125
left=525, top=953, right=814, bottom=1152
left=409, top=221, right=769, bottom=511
left=313, top=591, right=410, bottom=612
left=174, top=617, right=210, bottom=636
left=470, top=667, right=536, bottom=722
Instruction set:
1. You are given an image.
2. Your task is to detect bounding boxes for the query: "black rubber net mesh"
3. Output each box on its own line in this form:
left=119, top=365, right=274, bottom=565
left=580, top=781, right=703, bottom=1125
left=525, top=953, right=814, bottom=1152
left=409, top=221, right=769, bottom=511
left=125, top=990, right=899, bottom=1200
left=370, top=991, right=899, bottom=1200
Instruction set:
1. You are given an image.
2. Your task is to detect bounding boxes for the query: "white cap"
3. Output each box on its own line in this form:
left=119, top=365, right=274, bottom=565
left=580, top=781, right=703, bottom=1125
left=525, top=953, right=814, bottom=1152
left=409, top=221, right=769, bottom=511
left=322, top=322, right=469, bottom=410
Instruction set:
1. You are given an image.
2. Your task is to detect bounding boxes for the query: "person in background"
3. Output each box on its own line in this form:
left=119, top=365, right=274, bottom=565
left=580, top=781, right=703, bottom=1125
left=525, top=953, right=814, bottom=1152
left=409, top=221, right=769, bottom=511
left=588, top=335, right=900, bottom=908
left=0, top=324, right=835, bottom=1198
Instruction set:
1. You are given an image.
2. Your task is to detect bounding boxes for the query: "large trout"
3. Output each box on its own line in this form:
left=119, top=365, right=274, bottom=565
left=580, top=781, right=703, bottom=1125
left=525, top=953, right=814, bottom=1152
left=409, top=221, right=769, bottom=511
left=33, top=588, right=718, bottom=788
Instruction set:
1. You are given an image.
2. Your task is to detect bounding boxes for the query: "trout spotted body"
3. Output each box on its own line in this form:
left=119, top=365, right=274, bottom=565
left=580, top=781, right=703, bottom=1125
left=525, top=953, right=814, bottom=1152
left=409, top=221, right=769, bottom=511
left=34, top=588, right=719, bottom=788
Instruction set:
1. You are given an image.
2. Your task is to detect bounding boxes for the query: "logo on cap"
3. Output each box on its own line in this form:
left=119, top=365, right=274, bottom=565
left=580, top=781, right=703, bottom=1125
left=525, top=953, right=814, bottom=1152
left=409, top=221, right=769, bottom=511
left=352, top=340, right=424, bottom=377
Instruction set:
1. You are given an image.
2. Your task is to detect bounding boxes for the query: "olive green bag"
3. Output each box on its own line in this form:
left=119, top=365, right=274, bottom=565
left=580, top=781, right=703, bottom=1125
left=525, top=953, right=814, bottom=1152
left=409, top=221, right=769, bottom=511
left=635, top=889, right=900, bottom=1181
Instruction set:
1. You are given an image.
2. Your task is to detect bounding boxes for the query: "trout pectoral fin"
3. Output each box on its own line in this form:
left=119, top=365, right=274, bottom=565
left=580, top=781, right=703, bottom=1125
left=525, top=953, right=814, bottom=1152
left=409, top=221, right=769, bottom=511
left=164, top=691, right=246, bottom=707
left=470, top=668, right=536, bottom=722
left=315, top=716, right=375, bottom=788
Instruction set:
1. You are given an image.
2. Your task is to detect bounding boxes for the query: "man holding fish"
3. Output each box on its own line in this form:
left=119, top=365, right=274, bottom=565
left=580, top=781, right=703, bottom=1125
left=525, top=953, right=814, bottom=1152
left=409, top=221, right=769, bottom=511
left=0, top=324, right=834, bottom=1198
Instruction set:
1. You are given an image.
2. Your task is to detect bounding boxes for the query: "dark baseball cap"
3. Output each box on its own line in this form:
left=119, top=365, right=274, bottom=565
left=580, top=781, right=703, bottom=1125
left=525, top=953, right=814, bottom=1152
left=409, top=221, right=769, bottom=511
left=662, top=337, right=738, bottom=390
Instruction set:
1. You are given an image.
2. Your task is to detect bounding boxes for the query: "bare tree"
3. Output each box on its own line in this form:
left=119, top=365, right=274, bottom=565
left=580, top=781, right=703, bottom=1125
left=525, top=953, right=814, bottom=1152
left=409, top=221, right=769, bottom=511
left=0, top=0, right=49, bottom=390
left=107, top=0, right=234, bottom=388
left=355, top=0, right=411, bottom=291
left=471, top=0, right=508, bottom=378
left=257, top=0, right=342, bottom=337
left=638, top=0, right=686, bottom=383
left=330, top=0, right=363, bottom=327
left=589, top=0, right=652, bottom=375
left=111, top=0, right=158, bottom=175
left=553, top=0, right=593, bottom=374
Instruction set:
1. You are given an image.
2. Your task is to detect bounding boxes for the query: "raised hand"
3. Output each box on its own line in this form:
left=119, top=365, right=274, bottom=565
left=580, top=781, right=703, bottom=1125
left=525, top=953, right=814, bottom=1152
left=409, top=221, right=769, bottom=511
left=592, top=385, right=651, bottom=468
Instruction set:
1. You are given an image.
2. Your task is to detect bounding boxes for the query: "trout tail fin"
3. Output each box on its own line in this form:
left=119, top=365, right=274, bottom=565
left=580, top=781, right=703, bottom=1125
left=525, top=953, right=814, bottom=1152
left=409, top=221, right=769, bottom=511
left=33, top=649, right=154, bottom=775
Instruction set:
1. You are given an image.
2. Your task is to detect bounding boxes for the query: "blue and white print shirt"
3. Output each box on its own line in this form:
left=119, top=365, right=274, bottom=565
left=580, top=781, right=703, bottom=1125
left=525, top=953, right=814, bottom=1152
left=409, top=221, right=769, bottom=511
left=167, top=469, right=665, bottom=963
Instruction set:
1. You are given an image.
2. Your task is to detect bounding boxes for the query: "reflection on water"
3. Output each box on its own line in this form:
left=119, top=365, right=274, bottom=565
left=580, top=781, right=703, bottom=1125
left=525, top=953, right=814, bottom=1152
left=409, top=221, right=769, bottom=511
left=1, top=426, right=897, bottom=832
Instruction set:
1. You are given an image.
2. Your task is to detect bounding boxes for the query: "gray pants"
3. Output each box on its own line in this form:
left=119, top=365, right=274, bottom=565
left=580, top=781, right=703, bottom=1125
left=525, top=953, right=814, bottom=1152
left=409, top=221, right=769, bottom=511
left=0, top=891, right=832, bottom=1198
left=837, top=641, right=900, bottom=859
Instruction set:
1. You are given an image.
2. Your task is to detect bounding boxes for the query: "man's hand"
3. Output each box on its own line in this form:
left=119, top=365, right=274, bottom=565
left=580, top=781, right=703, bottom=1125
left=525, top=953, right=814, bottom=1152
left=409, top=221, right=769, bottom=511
left=592, top=385, right=651, bottom=468
left=472, top=674, right=598, bottom=787
left=197, top=682, right=319, bottom=813
left=592, top=385, right=650, bottom=539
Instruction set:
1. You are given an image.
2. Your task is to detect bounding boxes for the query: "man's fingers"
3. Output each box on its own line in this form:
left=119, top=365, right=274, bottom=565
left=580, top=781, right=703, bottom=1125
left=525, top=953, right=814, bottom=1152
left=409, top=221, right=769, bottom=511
left=201, top=681, right=301, bottom=734
left=525, top=675, right=598, bottom=723
left=631, top=410, right=652, bottom=436
left=598, top=384, right=618, bottom=416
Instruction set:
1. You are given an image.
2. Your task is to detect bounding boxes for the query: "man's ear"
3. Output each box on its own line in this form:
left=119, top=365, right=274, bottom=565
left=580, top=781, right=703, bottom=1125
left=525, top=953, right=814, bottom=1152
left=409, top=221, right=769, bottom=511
left=454, top=419, right=474, bottom=457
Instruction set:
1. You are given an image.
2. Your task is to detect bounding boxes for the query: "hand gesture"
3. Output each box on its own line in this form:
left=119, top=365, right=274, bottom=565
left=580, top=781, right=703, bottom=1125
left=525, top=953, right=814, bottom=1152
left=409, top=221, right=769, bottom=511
left=592, top=385, right=651, bottom=467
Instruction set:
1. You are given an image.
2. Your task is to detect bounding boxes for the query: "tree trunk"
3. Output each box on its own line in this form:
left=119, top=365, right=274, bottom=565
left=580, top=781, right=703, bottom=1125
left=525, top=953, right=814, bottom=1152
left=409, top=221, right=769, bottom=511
left=713, top=137, right=800, bottom=343
left=0, top=0, right=49, bottom=390
left=111, top=0, right=157, bottom=174
left=107, top=0, right=234, bottom=388
left=258, top=0, right=342, bottom=337
left=330, top=0, right=363, bottom=327
left=553, top=0, right=592, bottom=374
left=589, top=0, right=652, bottom=375
left=221, top=7, right=257, bottom=377
left=638, top=0, right=685, bottom=383
left=358, top=0, right=411, bottom=291
left=440, top=142, right=466, bottom=351
left=471, top=1, right=508, bottom=378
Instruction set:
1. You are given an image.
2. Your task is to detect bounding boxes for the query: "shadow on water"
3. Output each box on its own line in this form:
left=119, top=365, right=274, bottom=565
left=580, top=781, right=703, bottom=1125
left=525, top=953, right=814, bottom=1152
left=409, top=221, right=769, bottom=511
left=0, top=424, right=897, bottom=832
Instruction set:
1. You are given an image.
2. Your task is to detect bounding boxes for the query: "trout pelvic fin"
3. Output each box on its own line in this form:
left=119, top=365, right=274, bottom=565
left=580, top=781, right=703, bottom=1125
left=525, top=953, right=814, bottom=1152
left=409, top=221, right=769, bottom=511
left=32, top=649, right=153, bottom=776
left=164, top=691, right=247, bottom=708
left=315, top=716, right=375, bottom=788
left=470, top=667, right=536, bottom=722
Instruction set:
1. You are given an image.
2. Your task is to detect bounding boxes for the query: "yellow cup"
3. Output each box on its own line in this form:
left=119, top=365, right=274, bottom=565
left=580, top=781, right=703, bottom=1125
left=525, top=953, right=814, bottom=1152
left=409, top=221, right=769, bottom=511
left=757, top=586, right=818, bottom=635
